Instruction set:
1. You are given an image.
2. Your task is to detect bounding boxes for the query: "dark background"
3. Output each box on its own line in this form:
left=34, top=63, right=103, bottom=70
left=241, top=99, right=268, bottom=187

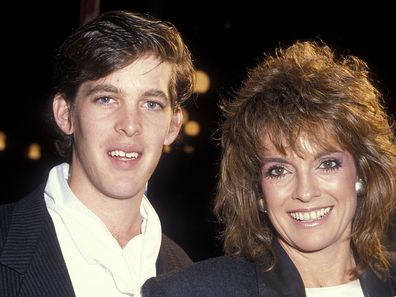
left=0, top=1, right=395, bottom=261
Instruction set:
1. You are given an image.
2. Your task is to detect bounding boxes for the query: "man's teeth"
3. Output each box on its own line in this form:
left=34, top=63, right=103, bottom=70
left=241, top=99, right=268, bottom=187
left=109, top=150, right=138, bottom=160
left=289, top=207, right=331, bottom=221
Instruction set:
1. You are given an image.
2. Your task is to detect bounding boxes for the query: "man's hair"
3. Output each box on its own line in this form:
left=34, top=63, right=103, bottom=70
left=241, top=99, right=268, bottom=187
left=51, top=10, right=194, bottom=158
left=215, top=40, right=396, bottom=278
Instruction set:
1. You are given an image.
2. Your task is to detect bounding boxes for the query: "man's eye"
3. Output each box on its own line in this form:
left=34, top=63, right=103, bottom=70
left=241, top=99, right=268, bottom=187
left=145, top=101, right=163, bottom=110
left=96, top=96, right=113, bottom=104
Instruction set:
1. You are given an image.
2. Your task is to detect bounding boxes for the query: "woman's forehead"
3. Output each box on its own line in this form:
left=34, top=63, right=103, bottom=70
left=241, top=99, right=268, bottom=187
left=261, top=130, right=343, bottom=156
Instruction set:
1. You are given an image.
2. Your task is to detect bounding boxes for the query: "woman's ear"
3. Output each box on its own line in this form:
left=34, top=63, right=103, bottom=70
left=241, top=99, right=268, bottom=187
left=164, top=108, right=183, bottom=146
left=53, top=93, right=73, bottom=135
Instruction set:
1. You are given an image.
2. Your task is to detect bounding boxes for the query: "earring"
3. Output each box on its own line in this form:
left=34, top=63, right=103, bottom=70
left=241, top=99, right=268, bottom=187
left=257, top=199, right=267, bottom=213
left=355, top=178, right=365, bottom=196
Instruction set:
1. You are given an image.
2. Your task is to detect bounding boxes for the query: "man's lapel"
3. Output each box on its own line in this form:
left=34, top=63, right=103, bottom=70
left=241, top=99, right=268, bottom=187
left=0, top=186, right=75, bottom=297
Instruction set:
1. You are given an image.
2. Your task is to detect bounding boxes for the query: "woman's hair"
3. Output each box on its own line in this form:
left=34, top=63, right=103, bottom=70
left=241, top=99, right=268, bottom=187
left=215, top=40, right=396, bottom=277
left=51, top=10, right=194, bottom=159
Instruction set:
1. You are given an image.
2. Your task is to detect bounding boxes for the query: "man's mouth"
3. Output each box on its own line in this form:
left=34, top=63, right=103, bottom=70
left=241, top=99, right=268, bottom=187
left=108, top=150, right=139, bottom=160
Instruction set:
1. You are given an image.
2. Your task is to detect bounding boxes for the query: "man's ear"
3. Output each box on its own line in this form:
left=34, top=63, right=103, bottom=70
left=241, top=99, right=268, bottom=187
left=164, top=108, right=183, bottom=146
left=53, top=93, right=73, bottom=135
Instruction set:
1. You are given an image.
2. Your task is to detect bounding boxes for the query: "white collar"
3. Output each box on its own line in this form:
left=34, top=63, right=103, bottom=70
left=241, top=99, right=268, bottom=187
left=44, top=163, right=162, bottom=294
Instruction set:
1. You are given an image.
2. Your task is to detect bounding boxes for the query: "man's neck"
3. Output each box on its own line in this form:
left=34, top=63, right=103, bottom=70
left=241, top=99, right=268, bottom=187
left=70, top=184, right=144, bottom=248
left=91, top=198, right=143, bottom=248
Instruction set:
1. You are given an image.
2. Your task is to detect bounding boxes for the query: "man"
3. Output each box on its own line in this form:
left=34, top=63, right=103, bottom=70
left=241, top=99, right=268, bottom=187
left=0, top=10, right=194, bottom=297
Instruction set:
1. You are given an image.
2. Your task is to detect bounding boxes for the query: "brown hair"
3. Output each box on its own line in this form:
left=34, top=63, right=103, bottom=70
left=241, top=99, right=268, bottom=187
left=215, top=40, right=396, bottom=277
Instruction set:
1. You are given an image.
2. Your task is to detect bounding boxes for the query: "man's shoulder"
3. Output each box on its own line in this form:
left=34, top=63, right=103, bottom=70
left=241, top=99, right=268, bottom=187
left=0, top=201, right=17, bottom=226
left=0, top=185, right=46, bottom=247
left=156, top=234, right=192, bottom=274
left=0, top=201, right=18, bottom=249
left=145, top=256, right=257, bottom=296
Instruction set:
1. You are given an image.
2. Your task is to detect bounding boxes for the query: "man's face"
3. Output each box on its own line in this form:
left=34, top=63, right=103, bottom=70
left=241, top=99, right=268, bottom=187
left=53, top=55, right=182, bottom=203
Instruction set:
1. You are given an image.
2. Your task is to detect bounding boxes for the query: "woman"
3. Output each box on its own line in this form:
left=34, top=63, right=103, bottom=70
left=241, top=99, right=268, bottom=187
left=142, top=41, right=396, bottom=296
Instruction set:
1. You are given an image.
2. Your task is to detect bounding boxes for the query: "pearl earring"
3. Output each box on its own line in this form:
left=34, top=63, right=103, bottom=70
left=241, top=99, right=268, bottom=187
left=355, top=179, right=365, bottom=196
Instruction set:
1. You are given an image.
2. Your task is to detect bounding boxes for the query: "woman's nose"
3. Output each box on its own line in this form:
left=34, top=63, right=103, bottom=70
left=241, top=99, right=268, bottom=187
left=292, top=174, right=321, bottom=202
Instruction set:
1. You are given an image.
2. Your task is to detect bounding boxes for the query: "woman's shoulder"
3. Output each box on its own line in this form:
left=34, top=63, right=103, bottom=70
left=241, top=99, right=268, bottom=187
left=389, top=251, right=396, bottom=275
left=384, top=251, right=396, bottom=291
left=158, top=255, right=255, bottom=281
left=142, top=256, right=258, bottom=297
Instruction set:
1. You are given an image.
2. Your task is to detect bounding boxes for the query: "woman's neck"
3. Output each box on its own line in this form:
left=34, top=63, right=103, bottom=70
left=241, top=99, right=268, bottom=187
left=280, top=240, right=356, bottom=288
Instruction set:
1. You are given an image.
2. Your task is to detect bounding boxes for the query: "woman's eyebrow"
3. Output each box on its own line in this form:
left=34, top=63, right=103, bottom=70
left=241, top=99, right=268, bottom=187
left=262, top=157, right=288, bottom=164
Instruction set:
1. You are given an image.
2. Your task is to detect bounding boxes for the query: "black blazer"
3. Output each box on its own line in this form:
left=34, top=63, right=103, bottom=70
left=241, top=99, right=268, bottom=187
left=0, top=185, right=192, bottom=297
left=142, top=241, right=396, bottom=297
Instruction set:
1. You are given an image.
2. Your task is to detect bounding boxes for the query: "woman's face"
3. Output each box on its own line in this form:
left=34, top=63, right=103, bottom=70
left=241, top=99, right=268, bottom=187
left=260, top=135, right=358, bottom=253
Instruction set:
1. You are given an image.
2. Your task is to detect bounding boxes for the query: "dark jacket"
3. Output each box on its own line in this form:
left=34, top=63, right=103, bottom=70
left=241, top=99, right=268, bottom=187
left=142, top=241, right=396, bottom=297
left=0, top=185, right=192, bottom=297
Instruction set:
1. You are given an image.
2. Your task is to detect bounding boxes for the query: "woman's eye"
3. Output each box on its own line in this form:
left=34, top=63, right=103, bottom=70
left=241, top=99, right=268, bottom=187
left=319, top=159, right=341, bottom=171
left=266, top=166, right=287, bottom=179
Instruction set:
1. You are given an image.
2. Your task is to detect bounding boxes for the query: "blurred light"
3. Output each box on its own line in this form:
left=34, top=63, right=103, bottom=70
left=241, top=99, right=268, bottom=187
left=183, top=145, right=195, bottom=154
left=163, top=145, right=172, bottom=153
left=194, top=70, right=210, bottom=94
left=182, top=108, right=189, bottom=124
left=184, top=120, right=200, bottom=136
left=0, top=131, right=6, bottom=151
left=28, top=143, right=41, bottom=160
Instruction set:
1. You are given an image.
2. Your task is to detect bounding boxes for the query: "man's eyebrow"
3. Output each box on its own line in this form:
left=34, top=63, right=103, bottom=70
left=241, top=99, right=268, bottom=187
left=85, top=85, right=169, bottom=101
left=85, top=84, right=121, bottom=96
left=142, top=89, right=169, bottom=101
